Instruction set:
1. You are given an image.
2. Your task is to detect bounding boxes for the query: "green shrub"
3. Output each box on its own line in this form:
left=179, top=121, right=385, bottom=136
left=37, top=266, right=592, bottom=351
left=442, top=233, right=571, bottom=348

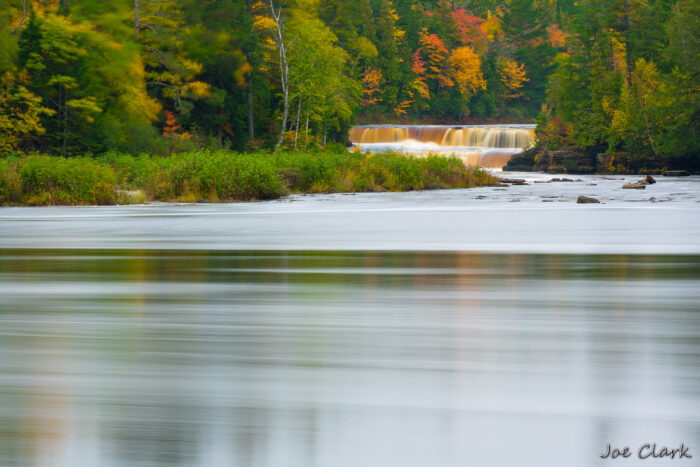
left=1, top=150, right=497, bottom=206
left=0, top=159, right=22, bottom=204
left=17, top=155, right=117, bottom=205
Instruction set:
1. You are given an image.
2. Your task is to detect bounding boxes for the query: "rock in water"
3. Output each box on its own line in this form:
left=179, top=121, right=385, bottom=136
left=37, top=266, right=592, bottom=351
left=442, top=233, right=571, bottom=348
left=499, top=178, right=528, bottom=185
left=577, top=195, right=600, bottom=204
left=622, top=182, right=646, bottom=189
left=663, top=170, right=690, bottom=177
left=622, top=175, right=656, bottom=188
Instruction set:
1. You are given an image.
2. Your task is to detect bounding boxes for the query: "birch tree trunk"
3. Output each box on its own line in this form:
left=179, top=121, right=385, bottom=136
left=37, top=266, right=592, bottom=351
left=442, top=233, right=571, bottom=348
left=134, top=0, right=140, bottom=41
left=268, top=0, right=294, bottom=152
left=293, top=97, right=302, bottom=151
left=247, top=86, right=255, bottom=140
left=11, top=0, right=28, bottom=35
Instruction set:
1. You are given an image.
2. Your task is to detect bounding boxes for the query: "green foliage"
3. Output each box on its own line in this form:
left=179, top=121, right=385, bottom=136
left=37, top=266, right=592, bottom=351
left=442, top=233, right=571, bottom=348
left=0, top=155, right=117, bottom=205
left=268, top=150, right=497, bottom=192
left=1, top=151, right=497, bottom=205
left=0, top=0, right=694, bottom=161
left=538, top=0, right=699, bottom=161
left=0, top=70, right=55, bottom=155
left=15, top=6, right=159, bottom=155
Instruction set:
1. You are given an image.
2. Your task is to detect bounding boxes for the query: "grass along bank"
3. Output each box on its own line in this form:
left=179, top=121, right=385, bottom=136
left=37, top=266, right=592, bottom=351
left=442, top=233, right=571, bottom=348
left=0, top=151, right=498, bottom=206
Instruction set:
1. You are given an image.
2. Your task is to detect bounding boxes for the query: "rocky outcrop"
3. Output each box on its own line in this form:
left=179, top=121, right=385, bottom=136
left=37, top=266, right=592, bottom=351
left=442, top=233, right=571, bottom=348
left=535, top=149, right=596, bottom=174
left=598, top=153, right=668, bottom=174
left=503, top=147, right=538, bottom=171
left=504, top=147, right=595, bottom=174
left=505, top=147, right=698, bottom=175
left=599, top=154, right=698, bottom=175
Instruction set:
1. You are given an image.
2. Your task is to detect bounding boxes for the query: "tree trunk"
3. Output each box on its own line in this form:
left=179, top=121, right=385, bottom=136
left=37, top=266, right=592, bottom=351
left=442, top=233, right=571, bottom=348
left=11, top=0, right=28, bottom=35
left=303, top=111, right=309, bottom=151
left=247, top=85, right=255, bottom=140
left=62, top=88, right=68, bottom=156
left=268, top=0, right=293, bottom=152
left=293, top=97, right=301, bottom=151
left=623, top=0, right=631, bottom=82
left=134, top=0, right=140, bottom=42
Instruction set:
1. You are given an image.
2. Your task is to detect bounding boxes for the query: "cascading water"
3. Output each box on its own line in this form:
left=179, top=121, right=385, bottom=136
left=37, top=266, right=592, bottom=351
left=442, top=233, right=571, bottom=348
left=349, top=124, right=536, bottom=169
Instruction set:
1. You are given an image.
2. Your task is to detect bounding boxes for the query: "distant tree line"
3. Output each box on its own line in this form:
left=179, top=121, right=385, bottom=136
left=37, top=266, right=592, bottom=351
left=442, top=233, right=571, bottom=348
left=0, top=0, right=697, bottom=159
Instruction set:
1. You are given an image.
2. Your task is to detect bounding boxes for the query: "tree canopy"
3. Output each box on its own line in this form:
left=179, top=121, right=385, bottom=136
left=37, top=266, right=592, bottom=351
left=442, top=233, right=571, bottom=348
left=0, top=0, right=696, bottom=159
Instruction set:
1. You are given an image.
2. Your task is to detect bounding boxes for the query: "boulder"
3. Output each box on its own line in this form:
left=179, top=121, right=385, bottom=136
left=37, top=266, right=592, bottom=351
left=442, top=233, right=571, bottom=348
left=577, top=195, right=600, bottom=204
left=642, top=175, right=656, bottom=184
left=499, top=178, right=528, bottom=185
left=622, top=182, right=646, bottom=189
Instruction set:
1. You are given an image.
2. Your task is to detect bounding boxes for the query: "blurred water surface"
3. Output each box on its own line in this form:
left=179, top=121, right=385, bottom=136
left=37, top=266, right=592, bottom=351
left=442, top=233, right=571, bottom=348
left=1, top=249, right=699, bottom=467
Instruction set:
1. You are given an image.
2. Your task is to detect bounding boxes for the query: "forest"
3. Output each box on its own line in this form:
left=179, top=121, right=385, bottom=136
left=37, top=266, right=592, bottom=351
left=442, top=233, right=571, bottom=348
left=0, top=0, right=698, bottom=160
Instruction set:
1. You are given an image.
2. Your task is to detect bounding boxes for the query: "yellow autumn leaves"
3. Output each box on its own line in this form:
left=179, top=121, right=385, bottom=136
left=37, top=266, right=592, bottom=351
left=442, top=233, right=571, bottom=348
left=449, top=47, right=487, bottom=98
left=498, top=59, right=528, bottom=97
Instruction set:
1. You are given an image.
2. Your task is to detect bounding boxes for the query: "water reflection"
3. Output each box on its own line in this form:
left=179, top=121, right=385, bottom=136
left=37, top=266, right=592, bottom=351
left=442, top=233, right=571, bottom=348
left=1, top=250, right=699, bottom=467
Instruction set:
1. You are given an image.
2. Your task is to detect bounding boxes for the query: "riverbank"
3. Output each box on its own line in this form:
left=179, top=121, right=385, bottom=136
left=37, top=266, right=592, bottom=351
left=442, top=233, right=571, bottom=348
left=505, top=147, right=700, bottom=175
left=0, top=151, right=498, bottom=206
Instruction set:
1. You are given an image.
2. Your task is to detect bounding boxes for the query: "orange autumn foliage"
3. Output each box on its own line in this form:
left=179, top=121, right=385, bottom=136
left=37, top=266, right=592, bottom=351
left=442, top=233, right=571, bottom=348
left=410, top=50, right=430, bottom=99
left=419, top=31, right=454, bottom=88
left=162, top=110, right=191, bottom=139
left=394, top=99, right=414, bottom=116
left=361, top=68, right=383, bottom=106
left=546, top=24, right=567, bottom=48
left=451, top=8, right=487, bottom=46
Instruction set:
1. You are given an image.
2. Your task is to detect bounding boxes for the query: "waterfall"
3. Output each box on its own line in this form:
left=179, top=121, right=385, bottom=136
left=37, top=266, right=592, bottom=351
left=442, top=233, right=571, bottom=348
left=440, top=127, right=533, bottom=148
left=349, top=124, right=536, bottom=168
left=351, top=125, right=534, bottom=148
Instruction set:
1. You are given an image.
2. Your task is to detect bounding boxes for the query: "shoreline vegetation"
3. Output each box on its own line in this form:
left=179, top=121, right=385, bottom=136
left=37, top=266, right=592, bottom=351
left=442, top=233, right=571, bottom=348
left=0, top=151, right=498, bottom=206
left=505, top=146, right=700, bottom=175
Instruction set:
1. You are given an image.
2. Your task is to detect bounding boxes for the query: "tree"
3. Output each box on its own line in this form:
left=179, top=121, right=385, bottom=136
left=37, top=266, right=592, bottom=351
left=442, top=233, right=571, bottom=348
left=16, top=4, right=159, bottom=154
left=266, top=0, right=295, bottom=151
left=498, top=58, right=528, bottom=97
left=449, top=46, right=486, bottom=100
left=419, top=30, right=453, bottom=90
left=501, top=0, right=556, bottom=113
left=0, top=70, right=54, bottom=155
left=361, top=67, right=383, bottom=107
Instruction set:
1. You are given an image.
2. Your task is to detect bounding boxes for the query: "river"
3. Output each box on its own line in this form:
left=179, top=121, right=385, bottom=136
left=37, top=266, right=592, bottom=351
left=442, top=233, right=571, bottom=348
left=1, top=173, right=699, bottom=467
